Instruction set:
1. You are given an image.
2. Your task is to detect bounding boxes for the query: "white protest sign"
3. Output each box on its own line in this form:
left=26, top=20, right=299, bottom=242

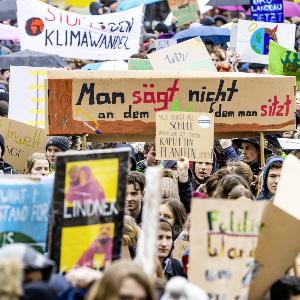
left=236, top=20, right=296, bottom=64
left=155, top=39, right=177, bottom=51
left=148, top=37, right=216, bottom=72
left=273, top=155, right=300, bottom=220
left=17, top=0, right=144, bottom=60
left=9, top=66, right=47, bottom=129
left=278, top=138, right=300, bottom=150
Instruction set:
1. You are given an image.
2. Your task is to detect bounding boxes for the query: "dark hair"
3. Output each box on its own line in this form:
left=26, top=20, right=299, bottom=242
left=271, top=276, right=300, bottom=300
left=213, top=174, right=252, bottom=199
left=144, top=143, right=155, bottom=154
left=205, top=169, right=230, bottom=197
left=161, top=199, right=187, bottom=238
left=127, top=171, right=145, bottom=192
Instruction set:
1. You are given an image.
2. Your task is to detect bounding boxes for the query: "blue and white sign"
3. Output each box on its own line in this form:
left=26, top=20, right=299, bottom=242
left=0, top=179, right=53, bottom=252
left=250, top=0, right=284, bottom=23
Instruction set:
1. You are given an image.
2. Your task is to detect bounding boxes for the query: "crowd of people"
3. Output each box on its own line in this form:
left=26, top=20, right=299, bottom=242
left=0, top=0, right=300, bottom=299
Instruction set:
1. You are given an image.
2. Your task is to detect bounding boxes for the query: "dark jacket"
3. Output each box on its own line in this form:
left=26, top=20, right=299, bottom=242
left=163, top=257, right=186, bottom=281
left=0, top=158, right=16, bottom=174
left=256, top=157, right=284, bottom=200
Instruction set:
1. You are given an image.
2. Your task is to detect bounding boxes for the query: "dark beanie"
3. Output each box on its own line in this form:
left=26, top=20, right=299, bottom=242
left=201, top=16, right=215, bottom=26
left=46, top=136, right=70, bottom=152
left=154, top=22, right=169, bottom=34
left=0, top=134, right=5, bottom=156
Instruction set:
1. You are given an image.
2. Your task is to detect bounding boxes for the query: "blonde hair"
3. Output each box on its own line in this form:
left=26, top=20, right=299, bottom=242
left=123, top=215, right=140, bottom=247
left=25, top=152, right=49, bottom=174
left=87, top=260, right=156, bottom=300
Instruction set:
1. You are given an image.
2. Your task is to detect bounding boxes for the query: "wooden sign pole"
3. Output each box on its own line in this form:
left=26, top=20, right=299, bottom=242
left=82, top=134, right=87, bottom=150
left=260, top=132, right=266, bottom=167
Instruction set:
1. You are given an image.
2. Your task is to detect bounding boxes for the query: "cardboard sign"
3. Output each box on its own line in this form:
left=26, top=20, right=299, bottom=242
left=17, top=0, right=143, bottom=60
left=189, top=199, right=266, bottom=300
left=49, top=148, right=129, bottom=272
left=9, top=66, right=47, bottom=128
left=128, top=59, right=153, bottom=70
left=236, top=20, right=296, bottom=64
left=0, top=177, right=53, bottom=253
left=268, top=41, right=300, bottom=90
left=167, top=0, right=200, bottom=26
left=249, top=204, right=300, bottom=300
left=155, top=39, right=177, bottom=51
left=46, top=70, right=296, bottom=140
left=148, top=38, right=216, bottom=72
left=0, top=117, right=48, bottom=173
left=172, top=240, right=189, bottom=261
left=278, top=138, right=300, bottom=150
left=156, top=111, right=214, bottom=162
left=250, top=0, right=284, bottom=23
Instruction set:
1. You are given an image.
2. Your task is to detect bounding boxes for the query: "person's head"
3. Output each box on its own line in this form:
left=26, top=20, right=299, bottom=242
left=108, top=0, right=119, bottom=12
left=213, top=174, right=252, bottom=199
left=0, top=69, right=10, bottom=82
left=0, top=100, right=8, bottom=117
left=200, top=16, right=215, bottom=26
left=205, top=169, right=230, bottom=197
left=46, top=136, right=70, bottom=166
left=210, top=49, right=223, bottom=69
left=193, top=161, right=214, bottom=182
left=204, top=40, right=214, bottom=54
left=159, top=199, right=187, bottom=238
left=266, top=160, right=283, bottom=196
left=226, top=160, right=254, bottom=185
left=143, top=143, right=159, bottom=166
left=154, top=22, right=169, bottom=37
left=25, top=152, right=50, bottom=176
left=241, top=141, right=259, bottom=163
left=214, top=15, right=228, bottom=27
left=123, top=215, right=140, bottom=248
left=126, top=172, right=145, bottom=219
left=161, top=169, right=180, bottom=201
left=87, top=260, right=156, bottom=300
left=89, top=1, right=104, bottom=15
left=157, top=219, right=173, bottom=262
left=271, top=276, right=300, bottom=300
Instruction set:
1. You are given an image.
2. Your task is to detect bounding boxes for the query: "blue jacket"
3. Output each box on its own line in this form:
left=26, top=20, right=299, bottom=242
left=256, top=157, right=284, bottom=200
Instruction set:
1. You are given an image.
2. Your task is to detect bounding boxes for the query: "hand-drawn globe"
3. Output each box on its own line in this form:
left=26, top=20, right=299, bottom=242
left=250, top=26, right=278, bottom=55
left=25, top=17, right=45, bottom=36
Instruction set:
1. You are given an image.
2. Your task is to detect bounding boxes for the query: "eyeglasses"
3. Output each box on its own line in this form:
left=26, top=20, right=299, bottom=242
left=119, top=294, right=147, bottom=300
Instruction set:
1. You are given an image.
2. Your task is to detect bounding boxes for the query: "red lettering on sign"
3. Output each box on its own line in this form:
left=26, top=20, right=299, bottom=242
left=260, top=95, right=292, bottom=117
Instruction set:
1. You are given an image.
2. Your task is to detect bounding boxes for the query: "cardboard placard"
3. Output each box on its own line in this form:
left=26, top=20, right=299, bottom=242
left=0, top=117, right=48, bottom=173
left=250, top=0, right=284, bottom=23
left=128, top=58, right=153, bottom=70
left=167, top=0, right=200, bottom=26
left=46, top=70, right=296, bottom=139
left=156, top=111, right=214, bottom=162
left=0, top=177, right=53, bottom=253
left=189, top=199, right=266, bottom=300
left=236, top=20, right=296, bottom=64
left=17, top=0, right=143, bottom=60
left=172, top=240, right=189, bottom=261
left=9, top=66, right=48, bottom=128
left=268, top=40, right=300, bottom=90
left=148, top=38, right=216, bottom=72
left=49, top=148, right=129, bottom=272
left=278, top=138, right=300, bottom=150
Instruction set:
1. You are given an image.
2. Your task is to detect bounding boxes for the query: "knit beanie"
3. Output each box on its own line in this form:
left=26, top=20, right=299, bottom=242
left=0, top=134, right=5, bottom=157
left=46, top=136, right=70, bottom=152
left=161, top=177, right=180, bottom=201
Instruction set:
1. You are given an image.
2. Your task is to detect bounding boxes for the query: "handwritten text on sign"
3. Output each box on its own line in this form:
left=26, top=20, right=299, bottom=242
left=156, top=112, right=214, bottom=162
left=47, top=71, right=296, bottom=137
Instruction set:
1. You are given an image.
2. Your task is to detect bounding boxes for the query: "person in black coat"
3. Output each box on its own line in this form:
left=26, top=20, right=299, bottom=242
left=157, top=218, right=186, bottom=281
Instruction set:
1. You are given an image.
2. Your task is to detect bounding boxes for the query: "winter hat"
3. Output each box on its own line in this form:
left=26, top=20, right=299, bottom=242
left=89, top=1, right=104, bottom=15
left=200, top=16, right=215, bottom=26
left=143, top=33, right=156, bottom=43
left=46, top=136, right=70, bottom=152
left=0, top=134, right=5, bottom=156
left=161, top=176, right=180, bottom=201
left=154, top=22, right=169, bottom=34
left=232, top=138, right=272, bottom=156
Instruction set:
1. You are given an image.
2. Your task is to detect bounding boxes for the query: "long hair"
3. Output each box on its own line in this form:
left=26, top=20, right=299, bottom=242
left=87, top=260, right=156, bottom=300
left=25, top=152, right=49, bottom=174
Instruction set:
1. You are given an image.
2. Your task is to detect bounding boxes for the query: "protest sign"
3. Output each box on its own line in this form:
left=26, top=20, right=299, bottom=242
left=167, top=0, right=200, bottom=27
left=250, top=0, right=284, bottom=23
left=189, top=199, right=266, bottom=299
left=156, top=111, right=214, bottom=162
left=172, top=240, right=189, bottom=261
left=155, top=39, right=177, bottom=51
left=268, top=41, right=300, bottom=89
left=278, top=138, right=300, bottom=150
left=46, top=70, right=296, bottom=140
left=128, top=58, right=153, bottom=70
left=0, top=177, right=53, bottom=253
left=148, top=38, right=216, bottom=72
left=236, top=20, right=296, bottom=64
left=0, top=117, right=48, bottom=173
left=9, top=66, right=47, bottom=128
left=49, top=148, right=129, bottom=272
left=17, top=0, right=143, bottom=60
